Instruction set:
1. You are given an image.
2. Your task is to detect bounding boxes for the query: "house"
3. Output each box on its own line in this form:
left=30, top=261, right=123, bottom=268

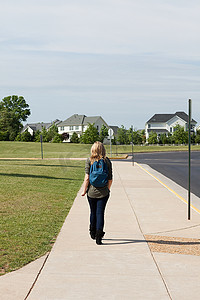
left=57, top=114, right=110, bottom=142
left=22, top=119, right=61, bottom=136
left=145, top=111, right=197, bottom=141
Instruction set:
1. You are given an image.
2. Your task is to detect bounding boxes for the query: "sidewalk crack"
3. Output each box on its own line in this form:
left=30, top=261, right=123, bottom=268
left=24, top=252, right=50, bottom=300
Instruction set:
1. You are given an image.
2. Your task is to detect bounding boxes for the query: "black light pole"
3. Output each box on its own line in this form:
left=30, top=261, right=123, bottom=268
left=131, top=125, right=134, bottom=166
left=40, top=135, right=44, bottom=160
left=188, top=99, right=191, bottom=220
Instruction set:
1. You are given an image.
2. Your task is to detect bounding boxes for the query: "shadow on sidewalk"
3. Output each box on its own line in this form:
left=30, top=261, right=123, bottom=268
left=102, top=238, right=200, bottom=246
left=102, top=238, right=145, bottom=245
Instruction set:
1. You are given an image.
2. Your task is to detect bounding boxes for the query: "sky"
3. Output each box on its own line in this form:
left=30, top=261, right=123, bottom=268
left=1, top=0, right=200, bottom=129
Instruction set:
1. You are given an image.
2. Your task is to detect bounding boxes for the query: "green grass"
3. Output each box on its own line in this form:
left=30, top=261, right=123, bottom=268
left=110, top=144, right=200, bottom=155
left=0, top=159, right=85, bottom=275
left=0, top=141, right=92, bottom=158
left=0, top=142, right=199, bottom=159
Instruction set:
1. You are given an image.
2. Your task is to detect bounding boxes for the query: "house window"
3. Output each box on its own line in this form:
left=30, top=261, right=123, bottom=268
left=96, top=125, right=99, bottom=131
left=148, top=124, right=151, bottom=129
left=69, top=126, right=74, bottom=130
left=75, top=126, right=79, bottom=131
left=170, top=127, right=173, bottom=133
left=60, top=126, right=64, bottom=131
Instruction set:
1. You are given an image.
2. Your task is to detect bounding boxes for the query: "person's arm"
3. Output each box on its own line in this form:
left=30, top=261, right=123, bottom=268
left=108, top=179, right=112, bottom=191
left=81, top=174, right=90, bottom=196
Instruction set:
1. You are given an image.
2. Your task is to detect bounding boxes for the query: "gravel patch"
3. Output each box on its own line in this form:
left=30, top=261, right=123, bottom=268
left=145, top=235, right=200, bottom=256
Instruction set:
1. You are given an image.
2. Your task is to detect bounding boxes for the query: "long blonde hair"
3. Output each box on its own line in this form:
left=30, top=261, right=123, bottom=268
left=90, top=141, right=106, bottom=164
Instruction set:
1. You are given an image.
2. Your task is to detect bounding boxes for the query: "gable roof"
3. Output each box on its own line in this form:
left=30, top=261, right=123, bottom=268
left=147, top=111, right=197, bottom=124
left=58, top=114, right=108, bottom=127
left=83, top=116, right=101, bottom=125
left=22, top=122, right=51, bottom=132
left=22, top=120, right=61, bottom=133
left=59, top=114, right=86, bottom=126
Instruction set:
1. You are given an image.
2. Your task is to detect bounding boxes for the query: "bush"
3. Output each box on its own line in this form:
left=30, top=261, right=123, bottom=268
left=70, top=132, right=79, bottom=143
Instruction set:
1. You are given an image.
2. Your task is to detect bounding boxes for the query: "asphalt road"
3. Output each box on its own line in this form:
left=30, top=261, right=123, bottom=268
left=124, top=151, right=200, bottom=198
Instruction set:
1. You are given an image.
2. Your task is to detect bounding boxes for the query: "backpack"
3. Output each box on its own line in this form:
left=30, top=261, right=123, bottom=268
left=89, top=159, right=108, bottom=187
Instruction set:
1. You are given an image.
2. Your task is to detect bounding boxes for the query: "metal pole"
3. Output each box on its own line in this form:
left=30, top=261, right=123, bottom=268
left=188, top=99, right=191, bottom=220
left=110, top=136, right=112, bottom=158
left=131, top=125, right=134, bottom=166
left=40, top=135, right=43, bottom=160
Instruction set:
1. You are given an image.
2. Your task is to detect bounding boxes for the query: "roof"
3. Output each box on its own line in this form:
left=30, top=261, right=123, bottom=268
left=83, top=116, right=101, bottom=125
left=109, top=125, right=119, bottom=135
left=175, top=111, right=197, bottom=123
left=22, top=122, right=51, bottom=132
left=22, top=120, right=61, bottom=132
left=59, top=114, right=86, bottom=126
left=58, top=114, right=106, bottom=126
left=147, top=111, right=197, bottom=124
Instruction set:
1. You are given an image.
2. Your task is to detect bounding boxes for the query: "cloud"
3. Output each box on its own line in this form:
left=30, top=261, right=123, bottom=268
left=1, top=0, right=200, bottom=56
left=0, top=0, right=200, bottom=128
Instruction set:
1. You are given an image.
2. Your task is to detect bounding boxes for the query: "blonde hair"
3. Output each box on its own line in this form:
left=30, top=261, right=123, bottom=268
left=90, top=141, right=106, bottom=164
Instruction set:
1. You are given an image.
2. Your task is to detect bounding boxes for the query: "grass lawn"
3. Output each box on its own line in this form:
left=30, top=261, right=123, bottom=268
left=0, top=159, right=85, bottom=275
left=0, top=141, right=199, bottom=159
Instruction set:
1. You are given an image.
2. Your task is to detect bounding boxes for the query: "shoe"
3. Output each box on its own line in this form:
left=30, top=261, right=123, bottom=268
left=96, top=230, right=105, bottom=245
left=89, top=225, right=96, bottom=240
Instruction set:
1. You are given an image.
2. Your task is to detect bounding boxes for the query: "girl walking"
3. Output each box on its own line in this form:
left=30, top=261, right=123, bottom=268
left=82, top=141, right=113, bottom=245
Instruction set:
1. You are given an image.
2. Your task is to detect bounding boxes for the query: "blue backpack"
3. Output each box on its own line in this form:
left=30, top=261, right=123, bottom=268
left=89, top=159, right=108, bottom=187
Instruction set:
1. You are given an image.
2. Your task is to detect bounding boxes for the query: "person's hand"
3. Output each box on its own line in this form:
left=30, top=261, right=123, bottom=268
left=81, top=191, right=86, bottom=196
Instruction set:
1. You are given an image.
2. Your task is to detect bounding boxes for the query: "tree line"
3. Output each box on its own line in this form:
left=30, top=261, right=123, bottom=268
left=1, top=95, right=200, bottom=145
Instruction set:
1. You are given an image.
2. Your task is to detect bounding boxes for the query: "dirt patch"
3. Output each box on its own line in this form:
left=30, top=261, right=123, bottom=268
left=145, top=235, right=200, bottom=256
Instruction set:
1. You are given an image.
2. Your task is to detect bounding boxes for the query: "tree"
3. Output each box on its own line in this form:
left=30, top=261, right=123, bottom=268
left=0, top=95, right=31, bottom=140
left=140, top=129, right=146, bottom=144
left=15, top=129, right=33, bottom=142
left=80, top=123, right=99, bottom=144
left=173, top=125, right=188, bottom=144
left=148, top=132, right=158, bottom=144
left=117, top=125, right=129, bottom=145
left=99, top=125, right=108, bottom=143
left=0, top=108, right=19, bottom=140
left=70, top=132, right=79, bottom=143
left=127, top=128, right=143, bottom=145
left=52, top=134, right=62, bottom=143
left=195, top=130, right=200, bottom=144
left=33, top=130, right=42, bottom=142
left=158, top=133, right=170, bottom=145
left=0, top=95, right=30, bottom=122
left=40, top=127, right=49, bottom=142
left=46, top=123, right=59, bottom=142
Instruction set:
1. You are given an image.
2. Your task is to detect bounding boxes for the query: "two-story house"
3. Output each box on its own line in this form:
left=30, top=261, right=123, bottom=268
left=145, top=111, right=197, bottom=141
left=57, top=114, right=109, bottom=142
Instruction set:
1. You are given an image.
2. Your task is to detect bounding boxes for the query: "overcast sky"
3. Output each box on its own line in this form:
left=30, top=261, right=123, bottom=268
left=1, top=0, right=200, bottom=129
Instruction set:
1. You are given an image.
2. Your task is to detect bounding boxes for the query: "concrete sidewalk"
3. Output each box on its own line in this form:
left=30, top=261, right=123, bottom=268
left=1, top=161, right=200, bottom=299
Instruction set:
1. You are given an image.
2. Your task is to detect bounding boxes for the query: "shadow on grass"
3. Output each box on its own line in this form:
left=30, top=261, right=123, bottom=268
left=102, top=238, right=200, bottom=246
left=0, top=173, right=80, bottom=180
left=0, top=160, right=83, bottom=168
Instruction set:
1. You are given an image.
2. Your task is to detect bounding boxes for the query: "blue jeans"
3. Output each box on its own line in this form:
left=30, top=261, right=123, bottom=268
left=87, top=194, right=109, bottom=231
